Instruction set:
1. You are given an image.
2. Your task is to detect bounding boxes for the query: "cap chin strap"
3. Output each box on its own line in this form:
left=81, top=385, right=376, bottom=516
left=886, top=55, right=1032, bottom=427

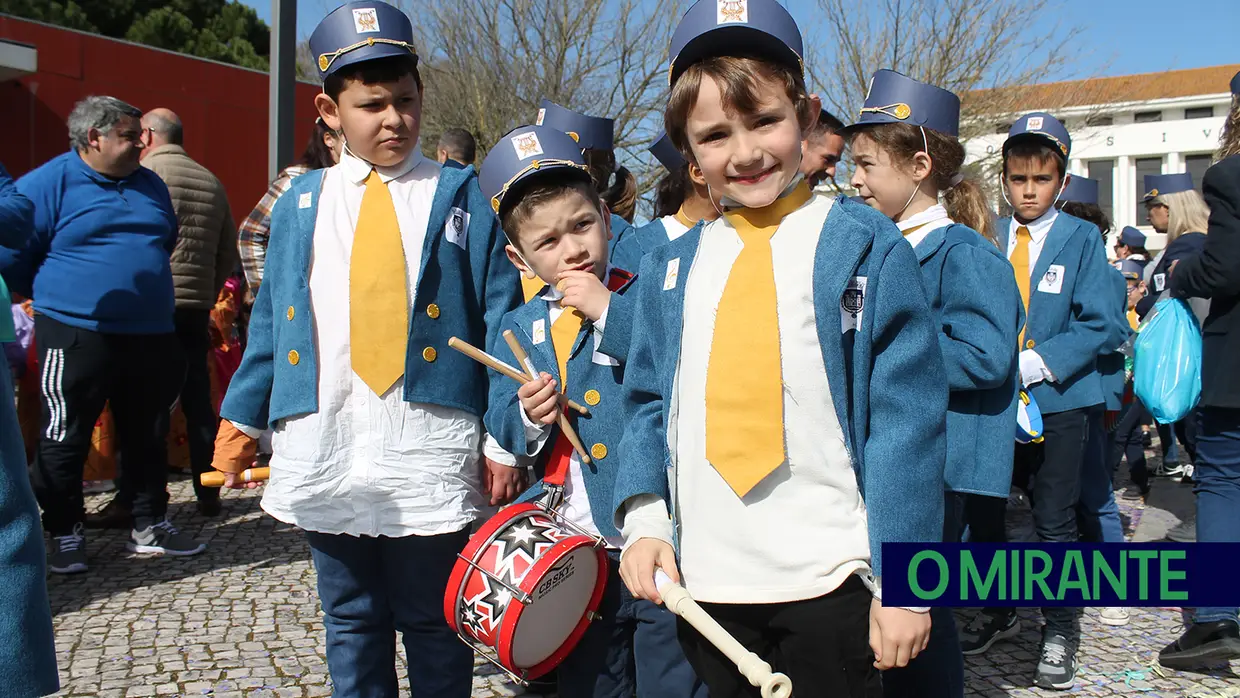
left=892, top=127, right=929, bottom=221
left=1000, top=162, right=1069, bottom=215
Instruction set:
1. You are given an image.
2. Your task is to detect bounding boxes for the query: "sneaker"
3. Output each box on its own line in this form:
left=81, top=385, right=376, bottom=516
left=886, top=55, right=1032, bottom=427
left=1166, top=516, right=1196, bottom=543
left=1153, top=461, right=1185, bottom=478
left=959, top=610, right=1020, bottom=655
left=1099, top=607, right=1130, bottom=626
left=1159, top=620, right=1240, bottom=670
left=1033, top=634, right=1078, bottom=690
left=1176, top=462, right=1195, bottom=484
left=1120, top=483, right=1149, bottom=501
left=49, top=524, right=88, bottom=574
left=127, top=518, right=207, bottom=556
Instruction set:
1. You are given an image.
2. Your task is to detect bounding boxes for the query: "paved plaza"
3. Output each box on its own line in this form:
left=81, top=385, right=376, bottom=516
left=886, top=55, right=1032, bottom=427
left=44, top=450, right=1240, bottom=698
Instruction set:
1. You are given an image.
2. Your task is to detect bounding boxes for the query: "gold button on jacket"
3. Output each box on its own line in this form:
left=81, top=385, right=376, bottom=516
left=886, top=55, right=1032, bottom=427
left=427, top=303, right=441, bottom=319
left=288, top=350, right=300, bottom=365
left=422, top=347, right=437, bottom=362
left=590, top=443, right=607, bottom=460
left=287, top=306, right=295, bottom=321
left=584, top=389, right=601, bottom=406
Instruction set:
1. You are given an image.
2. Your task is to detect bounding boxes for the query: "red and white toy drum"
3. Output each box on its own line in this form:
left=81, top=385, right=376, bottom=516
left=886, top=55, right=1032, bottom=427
left=444, top=502, right=607, bottom=682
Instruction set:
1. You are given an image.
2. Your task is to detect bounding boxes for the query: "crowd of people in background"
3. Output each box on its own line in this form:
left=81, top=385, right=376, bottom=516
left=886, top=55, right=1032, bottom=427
left=1, top=1, right=1239, bottom=693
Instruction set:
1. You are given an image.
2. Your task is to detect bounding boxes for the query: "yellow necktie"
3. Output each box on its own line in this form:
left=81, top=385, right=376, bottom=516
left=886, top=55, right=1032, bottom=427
left=521, top=275, right=544, bottom=303
left=1011, top=225, right=1032, bottom=345
left=705, top=182, right=812, bottom=498
left=350, top=170, right=409, bottom=395
left=551, top=306, right=585, bottom=390
left=902, top=222, right=928, bottom=238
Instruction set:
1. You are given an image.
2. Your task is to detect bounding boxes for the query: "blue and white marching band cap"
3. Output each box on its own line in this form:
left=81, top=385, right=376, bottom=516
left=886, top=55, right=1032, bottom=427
left=1004, top=112, right=1071, bottom=160
left=649, top=132, right=686, bottom=172
left=536, top=100, right=615, bottom=152
left=1231, top=69, right=1240, bottom=95
left=1119, top=226, right=1147, bottom=248
left=1016, top=389, right=1044, bottom=444
left=479, top=125, right=591, bottom=215
left=1141, top=173, right=1194, bottom=202
left=1117, top=259, right=1145, bottom=281
left=1059, top=176, right=1099, bottom=205
left=309, top=1, right=417, bottom=80
left=669, top=0, right=803, bottom=85
left=844, top=70, right=961, bottom=137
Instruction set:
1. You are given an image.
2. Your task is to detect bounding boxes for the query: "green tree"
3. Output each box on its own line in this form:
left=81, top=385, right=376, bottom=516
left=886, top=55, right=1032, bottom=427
left=0, top=0, right=270, bottom=70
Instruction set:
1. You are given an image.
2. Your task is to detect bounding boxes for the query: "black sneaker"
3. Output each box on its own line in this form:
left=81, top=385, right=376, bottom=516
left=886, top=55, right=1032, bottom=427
left=127, top=518, right=207, bottom=556
left=49, top=523, right=88, bottom=574
left=1159, top=620, right=1240, bottom=670
left=1166, top=516, right=1196, bottom=543
left=959, top=610, right=1019, bottom=655
left=1033, top=634, right=1078, bottom=690
left=1121, top=483, right=1149, bottom=501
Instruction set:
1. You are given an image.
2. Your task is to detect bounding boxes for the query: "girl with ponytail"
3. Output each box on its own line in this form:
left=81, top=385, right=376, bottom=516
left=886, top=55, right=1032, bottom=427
left=843, top=70, right=1025, bottom=698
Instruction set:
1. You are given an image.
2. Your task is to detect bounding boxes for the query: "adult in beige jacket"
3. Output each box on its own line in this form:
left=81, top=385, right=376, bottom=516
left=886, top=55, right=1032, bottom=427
left=94, top=108, right=236, bottom=523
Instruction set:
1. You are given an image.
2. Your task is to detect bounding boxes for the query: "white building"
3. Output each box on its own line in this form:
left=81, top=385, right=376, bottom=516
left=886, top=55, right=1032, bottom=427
left=966, top=63, right=1238, bottom=251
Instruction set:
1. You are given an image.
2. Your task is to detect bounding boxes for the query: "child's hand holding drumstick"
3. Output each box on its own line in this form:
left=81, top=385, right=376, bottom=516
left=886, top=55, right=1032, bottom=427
left=519, top=373, right=564, bottom=425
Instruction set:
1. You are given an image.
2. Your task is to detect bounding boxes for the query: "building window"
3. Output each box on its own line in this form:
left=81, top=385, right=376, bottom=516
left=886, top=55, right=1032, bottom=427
left=1185, top=107, right=1214, bottom=120
left=1087, top=160, right=1114, bottom=222
left=1134, top=157, right=1163, bottom=223
left=1184, top=154, right=1213, bottom=192
left=1134, top=111, right=1162, bottom=123
left=1086, top=115, right=1114, bottom=127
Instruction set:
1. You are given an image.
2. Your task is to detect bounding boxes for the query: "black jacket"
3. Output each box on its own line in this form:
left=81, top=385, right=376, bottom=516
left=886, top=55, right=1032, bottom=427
left=1171, top=155, right=1240, bottom=409
left=1137, top=231, right=1206, bottom=319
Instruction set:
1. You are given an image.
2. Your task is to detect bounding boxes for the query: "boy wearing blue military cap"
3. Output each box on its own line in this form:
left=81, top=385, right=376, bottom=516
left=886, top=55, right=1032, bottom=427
left=628, top=132, right=721, bottom=260
left=208, top=2, right=522, bottom=695
left=478, top=124, right=704, bottom=698
left=960, top=113, right=1127, bottom=690
left=613, top=1, right=950, bottom=695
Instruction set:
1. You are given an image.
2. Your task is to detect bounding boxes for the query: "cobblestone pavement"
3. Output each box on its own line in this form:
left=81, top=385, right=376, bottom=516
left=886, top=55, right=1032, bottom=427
left=46, top=446, right=1239, bottom=697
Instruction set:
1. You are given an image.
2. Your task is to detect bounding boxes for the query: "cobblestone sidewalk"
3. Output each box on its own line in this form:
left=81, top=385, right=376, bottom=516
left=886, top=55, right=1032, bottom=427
left=45, top=460, right=1238, bottom=697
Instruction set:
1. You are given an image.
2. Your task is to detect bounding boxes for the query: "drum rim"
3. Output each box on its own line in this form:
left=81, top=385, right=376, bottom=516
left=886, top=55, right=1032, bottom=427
left=501, top=543, right=608, bottom=680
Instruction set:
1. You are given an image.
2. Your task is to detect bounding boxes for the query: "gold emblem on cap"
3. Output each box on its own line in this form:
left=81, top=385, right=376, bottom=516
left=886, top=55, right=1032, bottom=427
left=566, top=132, right=580, bottom=143
left=893, top=103, right=911, bottom=119
left=1149, top=188, right=1159, bottom=197
left=318, top=55, right=330, bottom=71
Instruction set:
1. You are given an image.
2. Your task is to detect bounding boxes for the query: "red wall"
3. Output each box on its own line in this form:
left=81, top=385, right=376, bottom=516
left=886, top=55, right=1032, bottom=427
left=0, top=15, right=322, bottom=226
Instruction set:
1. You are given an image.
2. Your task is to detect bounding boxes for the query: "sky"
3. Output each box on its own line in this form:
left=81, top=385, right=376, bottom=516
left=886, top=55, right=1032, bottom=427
left=240, top=0, right=1240, bottom=80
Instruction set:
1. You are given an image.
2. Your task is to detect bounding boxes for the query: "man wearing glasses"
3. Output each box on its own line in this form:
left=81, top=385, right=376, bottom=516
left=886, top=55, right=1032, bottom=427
left=0, top=95, right=205, bottom=577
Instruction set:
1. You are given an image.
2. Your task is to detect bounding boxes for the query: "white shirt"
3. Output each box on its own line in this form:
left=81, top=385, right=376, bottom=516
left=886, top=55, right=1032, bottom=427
left=251, top=146, right=497, bottom=538
left=897, top=204, right=952, bottom=248
left=518, top=284, right=621, bottom=548
left=658, top=214, right=692, bottom=242
left=625, top=192, right=874, bottom=605
left=1007, top=208, right=1058, bottom=386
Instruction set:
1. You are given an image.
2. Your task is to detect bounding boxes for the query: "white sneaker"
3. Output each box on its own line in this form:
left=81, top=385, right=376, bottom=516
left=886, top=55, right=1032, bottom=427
left=1099, top=607, right=1130, bottom=626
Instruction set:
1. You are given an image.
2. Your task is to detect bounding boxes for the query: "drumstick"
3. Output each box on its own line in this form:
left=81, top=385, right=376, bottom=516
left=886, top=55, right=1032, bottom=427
left=502, top=330, right=592, bottom=466
left=656, top=570, right=793, bottom=698
left=447, top=337, right=589, bottom=416
left=200, top=467, right=270, bottom=487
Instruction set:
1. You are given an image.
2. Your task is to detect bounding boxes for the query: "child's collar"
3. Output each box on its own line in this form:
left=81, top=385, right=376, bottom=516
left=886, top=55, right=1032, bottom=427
left=722, top=179, right=813, bottom=231
left=340, top=142, right=425, bottom=184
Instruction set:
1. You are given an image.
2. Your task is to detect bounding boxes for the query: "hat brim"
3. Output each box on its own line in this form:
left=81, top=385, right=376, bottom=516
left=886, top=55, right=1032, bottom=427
left=670, top=29, right=802, bottom=85
left=1003, top=132, right=1069, bottom=160
left=494, top=163, right=593, bottom=217
left=321, top=43, right=418, bottom=80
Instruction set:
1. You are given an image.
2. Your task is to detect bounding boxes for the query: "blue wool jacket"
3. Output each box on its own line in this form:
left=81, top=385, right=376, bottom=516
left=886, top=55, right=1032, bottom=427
left=997, top=213, right=1129, bottom=415
left=220, top=164, right=521, bottom=429
left=3, top=152, right=178, bottom=334
left=912, top=224, right=1023, bottom=498
left=610, top=217, right=676, bottom=270
left=1099, top=266, right=1132, bottom=411
left=611, top=196, right=948, bottom=577
left=484, top=273, right=638, bottom=538
left=1, top=162, right=34, bottom=342
left=606, top=214, right=645, bottom=271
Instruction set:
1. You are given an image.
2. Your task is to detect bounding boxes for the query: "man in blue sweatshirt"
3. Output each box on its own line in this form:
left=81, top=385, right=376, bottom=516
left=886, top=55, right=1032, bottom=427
left=0, top=95, right=206, bottom=575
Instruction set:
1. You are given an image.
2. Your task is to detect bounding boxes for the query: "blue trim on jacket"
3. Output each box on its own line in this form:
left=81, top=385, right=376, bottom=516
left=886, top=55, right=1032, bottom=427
left=997, top=212, right=1129, bottom=415
left=611, top=196, right=948, bottom=577
left=913, top=224, right=1022, bottom=498
left=484, top=273, right=638, bottom=538
left=220, top=164, right=521, bottom=429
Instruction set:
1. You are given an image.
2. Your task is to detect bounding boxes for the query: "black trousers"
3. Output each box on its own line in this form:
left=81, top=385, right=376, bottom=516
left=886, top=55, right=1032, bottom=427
left=157, top=308, right=218, bottom=502
left=677, top=576, right=881, bottom=698
left=1111, top=400, right=1148, bottom=489
left=1017, top=405, right=1095, bottom=643
left=30, top=314, right=183, bottom=535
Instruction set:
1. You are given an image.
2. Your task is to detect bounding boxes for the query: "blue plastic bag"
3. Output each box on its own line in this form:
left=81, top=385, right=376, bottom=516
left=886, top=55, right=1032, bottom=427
left=1133, top=298, right=1202, bottom=424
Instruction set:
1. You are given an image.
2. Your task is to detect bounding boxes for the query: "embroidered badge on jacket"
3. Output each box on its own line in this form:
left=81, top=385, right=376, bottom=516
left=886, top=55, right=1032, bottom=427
left=841, top=276, right=867, bottom=332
